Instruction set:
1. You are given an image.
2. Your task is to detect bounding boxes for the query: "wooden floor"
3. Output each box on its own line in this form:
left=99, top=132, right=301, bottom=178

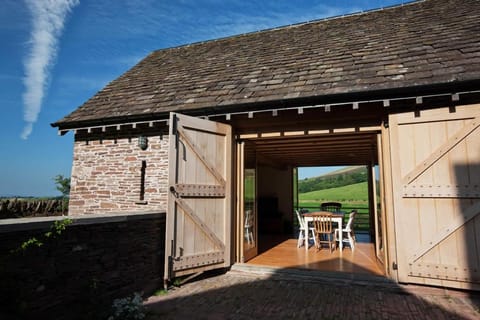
left=246, top=233, right=385, bottom=276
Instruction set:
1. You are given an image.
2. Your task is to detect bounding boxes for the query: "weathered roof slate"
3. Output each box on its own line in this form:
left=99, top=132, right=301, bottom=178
left=53, top=0, right=480, bottom=128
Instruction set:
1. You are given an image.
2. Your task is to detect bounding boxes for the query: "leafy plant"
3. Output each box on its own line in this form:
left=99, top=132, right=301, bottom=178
left=108, top=292, right=146, bottom=320
left=54, top=174, right=70, bottom=214
left=54, top=175, right=71, bottom=197
left=20, top=237, right=43, bottom=250
left=12, top=218, right=72, bottom=253
left=153, top=289, right=168, bottom=296
left=173, top=278, right=183, bottom=287
left=44, top=218, right=72, bottom=238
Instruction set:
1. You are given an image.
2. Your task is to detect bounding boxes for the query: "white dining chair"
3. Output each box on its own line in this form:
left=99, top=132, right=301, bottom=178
left=295, top=210, right=316, bottom=248
left=244, top=210, right=254, bottom=244
left=334, top=210, right=357, bottom=250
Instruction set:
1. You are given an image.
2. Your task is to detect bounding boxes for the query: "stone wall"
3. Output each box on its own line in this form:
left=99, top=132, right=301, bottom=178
left=0, top=198, right=65, bottom=219
left=69, top=128, right=169, bottom=215
left=0, top=212, right=165, bottom=320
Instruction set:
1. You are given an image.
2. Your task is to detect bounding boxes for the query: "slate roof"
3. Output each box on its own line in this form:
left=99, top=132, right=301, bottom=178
left=53, top=0, right=480, bottom=129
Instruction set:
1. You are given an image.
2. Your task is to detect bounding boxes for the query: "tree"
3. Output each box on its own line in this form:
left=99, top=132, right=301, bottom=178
left=54, top=175, right=70, bottom=214
left=54, top=175, right=70, bottom=197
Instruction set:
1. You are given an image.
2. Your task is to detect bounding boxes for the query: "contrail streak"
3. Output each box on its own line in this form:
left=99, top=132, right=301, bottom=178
left=21, top=0, right=79, bottom=139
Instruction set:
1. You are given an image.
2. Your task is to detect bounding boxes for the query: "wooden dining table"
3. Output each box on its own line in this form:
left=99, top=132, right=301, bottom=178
left=303, top=211, right=345, bottom=251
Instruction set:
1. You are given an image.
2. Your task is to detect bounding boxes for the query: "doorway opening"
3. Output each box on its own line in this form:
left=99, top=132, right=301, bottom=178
left=238, top=132, right=386, bottom=277
left=294, top=165, right=372, bottom=244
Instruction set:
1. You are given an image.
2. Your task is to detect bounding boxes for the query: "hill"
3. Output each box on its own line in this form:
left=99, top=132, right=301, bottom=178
left=299, top=181, right=368, bottom=202
left=298, top=166, right=367, bottom=193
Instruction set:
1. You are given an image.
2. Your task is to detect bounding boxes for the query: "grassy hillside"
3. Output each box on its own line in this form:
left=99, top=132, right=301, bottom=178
left=298, top=182, right=370, bottom=231
left=296, top=168, right=372, bottom=231
left=298, top=166, right=367, bottom=193
left=299, top=181, right=368, bottom=202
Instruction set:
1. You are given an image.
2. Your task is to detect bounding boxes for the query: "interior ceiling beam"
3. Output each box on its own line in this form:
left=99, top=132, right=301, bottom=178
left=255, top=152, right=289, bottom=169
left=256, top=147, right=373, bottom=154
left=238, top=128, right=380, bottom=140
left=250, top=133, right=375, bottom=143
left=252, top=140, right=375, bottom=149
left=236, top=110, right=380, bottom=167
left=253, top=148, right=374, bottom=155
left=255, top=150, right=377, bottom=163
left=262, top=153, right=371, bottom=159
left=248, top=142, right=377, bottom=152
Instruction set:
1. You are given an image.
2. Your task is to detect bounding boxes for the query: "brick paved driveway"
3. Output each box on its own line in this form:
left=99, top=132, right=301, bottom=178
left=144, top=265, right=480, bottom=320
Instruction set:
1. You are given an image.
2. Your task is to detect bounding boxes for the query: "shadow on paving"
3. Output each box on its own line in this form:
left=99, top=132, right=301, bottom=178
left=144, top=266, right=480, bottom=320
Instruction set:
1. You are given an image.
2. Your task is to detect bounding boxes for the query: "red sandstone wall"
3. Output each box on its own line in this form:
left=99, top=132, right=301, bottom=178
left=69, top=132, right=169, bottom=215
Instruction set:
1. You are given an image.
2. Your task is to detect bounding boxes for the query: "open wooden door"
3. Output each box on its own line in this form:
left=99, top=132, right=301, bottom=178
left=164, top=113, right=232, bottom=283
left=235, top=141, right=258, bottom=263
left=389, top=104, right=480, bottom=290
left=375, top=134, right=387, bottom=266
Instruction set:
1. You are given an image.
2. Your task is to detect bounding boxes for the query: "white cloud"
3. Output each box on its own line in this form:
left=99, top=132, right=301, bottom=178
left=21, top=0, right=79, bottom=140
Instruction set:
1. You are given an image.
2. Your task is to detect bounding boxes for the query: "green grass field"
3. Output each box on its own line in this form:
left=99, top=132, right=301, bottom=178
left=298, top=182, right=371, bottom=231
left=299, top=181, right=368, bottom=202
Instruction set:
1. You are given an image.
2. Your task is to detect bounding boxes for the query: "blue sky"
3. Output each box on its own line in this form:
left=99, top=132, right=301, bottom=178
left=0, top=0, right=407, bottom=197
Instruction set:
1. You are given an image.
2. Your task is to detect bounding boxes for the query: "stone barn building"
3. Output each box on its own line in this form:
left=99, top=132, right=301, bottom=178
left=53, top=0, right=480, bottom=290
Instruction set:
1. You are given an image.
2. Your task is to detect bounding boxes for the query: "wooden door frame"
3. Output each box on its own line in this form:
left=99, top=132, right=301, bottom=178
left=232, top=128, right=389, bottom=271
left=234, top=140, right=260, bottom=263
left=367, top=141, right=390, bottom=275
left=235, top=141, right=244, bottom=263
left=381, top=122, right=400, bottom=281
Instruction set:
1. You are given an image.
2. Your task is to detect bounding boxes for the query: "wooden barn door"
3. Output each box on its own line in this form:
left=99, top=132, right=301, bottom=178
left=164, top=113, right=232, bottom=282
left=389, top=104, right=480, bottom=290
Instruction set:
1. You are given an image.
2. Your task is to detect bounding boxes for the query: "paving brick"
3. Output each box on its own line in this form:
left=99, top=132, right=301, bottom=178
left=144, top=268, right=480, bottom=319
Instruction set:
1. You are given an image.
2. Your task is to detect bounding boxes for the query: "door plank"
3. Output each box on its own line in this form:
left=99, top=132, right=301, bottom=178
left=174, top=197, right=226, bottom=251
left=409, top=201, right=480, bottom=262
left=402, top=118, right=479, bottom=185
left=173, top=251, right=225, bottom=271
left=177, top=126, right=226, bottom=185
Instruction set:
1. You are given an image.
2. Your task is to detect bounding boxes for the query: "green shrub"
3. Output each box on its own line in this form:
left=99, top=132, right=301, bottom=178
left=108, top=292, right=145, bottom=320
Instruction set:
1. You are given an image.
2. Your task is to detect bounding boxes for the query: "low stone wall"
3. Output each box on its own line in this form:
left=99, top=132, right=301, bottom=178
left=0, top=198, right=66, bottom=219
left=0, top=212, right=166, bottom=320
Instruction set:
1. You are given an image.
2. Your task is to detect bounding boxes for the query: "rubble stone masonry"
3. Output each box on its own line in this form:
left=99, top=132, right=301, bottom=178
left=69, top=129, right=169, bottom=215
